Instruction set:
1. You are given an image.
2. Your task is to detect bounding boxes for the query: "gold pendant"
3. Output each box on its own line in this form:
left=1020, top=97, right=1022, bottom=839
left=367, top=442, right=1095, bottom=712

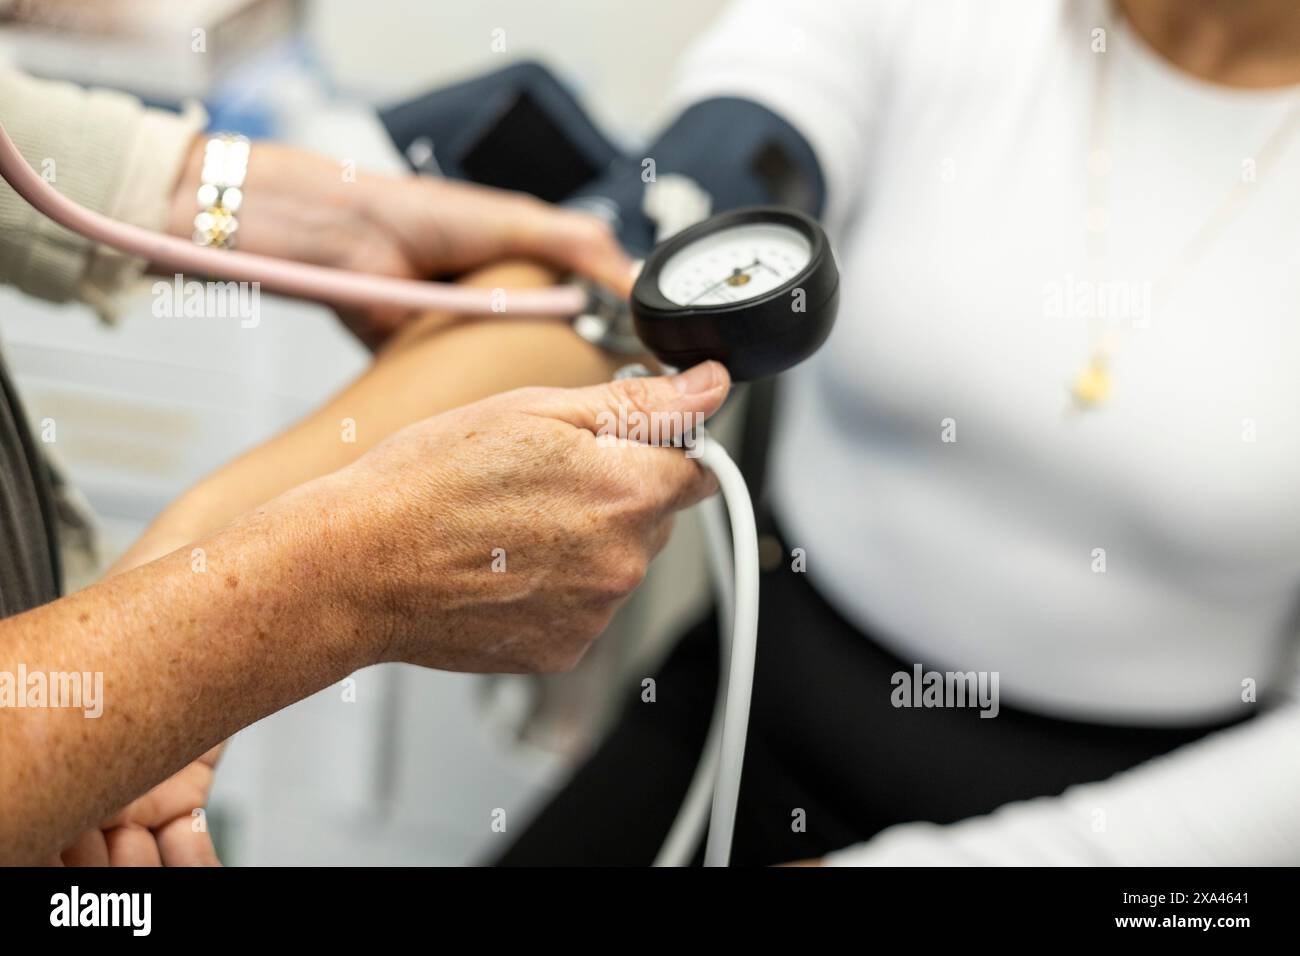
left=1070, top=353, right=1112, bottom=409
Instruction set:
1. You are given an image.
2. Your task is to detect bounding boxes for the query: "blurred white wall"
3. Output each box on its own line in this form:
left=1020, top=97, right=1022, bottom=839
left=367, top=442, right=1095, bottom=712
left=0, top=0, right=729, bottom=865
left=306, top=0, right=720, bottom=138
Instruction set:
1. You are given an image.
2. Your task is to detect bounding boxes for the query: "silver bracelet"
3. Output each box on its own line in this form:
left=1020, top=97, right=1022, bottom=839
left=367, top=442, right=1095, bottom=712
left=192, top=132, right=250, bottom=249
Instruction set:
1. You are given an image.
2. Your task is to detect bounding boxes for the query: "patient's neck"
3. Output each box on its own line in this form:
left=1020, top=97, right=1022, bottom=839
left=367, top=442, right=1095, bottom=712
left=1118, top=0, right=1300, bottom=88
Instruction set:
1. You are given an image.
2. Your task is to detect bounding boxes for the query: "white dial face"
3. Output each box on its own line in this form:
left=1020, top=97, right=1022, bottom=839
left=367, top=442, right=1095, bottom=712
left=657, top=222, right=812, bottom=307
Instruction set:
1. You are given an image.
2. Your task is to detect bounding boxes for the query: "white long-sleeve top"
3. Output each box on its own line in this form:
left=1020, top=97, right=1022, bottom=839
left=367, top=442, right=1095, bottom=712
left=674, top=0, right=1300, bottom=864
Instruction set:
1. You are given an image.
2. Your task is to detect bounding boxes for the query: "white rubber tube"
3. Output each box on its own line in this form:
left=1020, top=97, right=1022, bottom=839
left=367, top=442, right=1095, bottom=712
left=694, top=435, right=761, bottom=867
left=652, top=493, right=734, bottom=867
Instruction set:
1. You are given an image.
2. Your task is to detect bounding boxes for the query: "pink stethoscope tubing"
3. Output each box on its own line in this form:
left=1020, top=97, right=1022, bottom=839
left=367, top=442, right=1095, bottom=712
left=0, top=120, right=588, bottom=316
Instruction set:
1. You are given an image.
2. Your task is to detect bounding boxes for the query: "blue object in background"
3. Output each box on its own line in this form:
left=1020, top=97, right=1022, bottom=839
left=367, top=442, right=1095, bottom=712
left=202, top=35, right=319, bottom=138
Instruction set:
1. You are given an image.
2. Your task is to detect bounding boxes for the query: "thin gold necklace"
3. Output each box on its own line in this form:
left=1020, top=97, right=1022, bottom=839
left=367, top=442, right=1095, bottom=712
left=1070, top=5, right=1300, bottom=411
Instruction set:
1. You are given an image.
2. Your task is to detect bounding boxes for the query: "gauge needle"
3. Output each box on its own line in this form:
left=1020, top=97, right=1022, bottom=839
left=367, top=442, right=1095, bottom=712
left=687, top=260, right=761, bottom=305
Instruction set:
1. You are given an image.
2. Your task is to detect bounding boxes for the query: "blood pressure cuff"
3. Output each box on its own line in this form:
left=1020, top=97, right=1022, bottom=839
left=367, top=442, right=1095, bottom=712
left=379, top=63, right=825, bottom=255
left=569, top=96, right=825, bottom=255
left=379, top=61, right=623, bottom=204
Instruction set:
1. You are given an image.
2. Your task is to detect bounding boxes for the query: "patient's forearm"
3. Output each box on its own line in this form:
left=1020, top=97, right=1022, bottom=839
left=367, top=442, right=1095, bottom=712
left=0, top=499, right=365, bottom=864
left=117, top=261, right=627, bottom=568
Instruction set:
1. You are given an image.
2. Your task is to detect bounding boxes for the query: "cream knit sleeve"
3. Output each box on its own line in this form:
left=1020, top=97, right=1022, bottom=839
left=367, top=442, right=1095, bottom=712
left=0, top=67, right=206, bottom=321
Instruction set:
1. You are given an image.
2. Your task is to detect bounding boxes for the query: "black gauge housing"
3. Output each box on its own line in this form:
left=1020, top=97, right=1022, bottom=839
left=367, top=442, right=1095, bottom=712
left=629, top=206, right=839, bottom=381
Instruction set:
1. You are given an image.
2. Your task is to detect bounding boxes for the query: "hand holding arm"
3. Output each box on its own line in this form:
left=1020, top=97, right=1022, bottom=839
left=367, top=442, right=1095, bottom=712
left=163, top=139, right=634, bottom=347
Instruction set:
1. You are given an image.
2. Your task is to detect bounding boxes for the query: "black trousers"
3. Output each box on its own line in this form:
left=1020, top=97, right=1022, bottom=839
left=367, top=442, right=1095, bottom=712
left=495, top=519, right=1242, bottom=866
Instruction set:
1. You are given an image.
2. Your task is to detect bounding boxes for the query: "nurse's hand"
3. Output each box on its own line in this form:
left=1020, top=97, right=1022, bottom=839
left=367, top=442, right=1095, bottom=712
left=55, top=747, right=223, bottom=867
left=310, top=361, right=729, bottom=673
left=167, top=139, right=633, bottom=349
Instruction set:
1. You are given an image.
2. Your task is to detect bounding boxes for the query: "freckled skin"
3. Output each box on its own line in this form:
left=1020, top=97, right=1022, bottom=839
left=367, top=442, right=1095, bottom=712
left=0, top=365, right=727, bottom=864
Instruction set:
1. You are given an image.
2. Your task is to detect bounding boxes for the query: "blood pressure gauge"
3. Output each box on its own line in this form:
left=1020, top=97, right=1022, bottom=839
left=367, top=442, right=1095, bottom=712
left=630, top=207, right=838, bottom=380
